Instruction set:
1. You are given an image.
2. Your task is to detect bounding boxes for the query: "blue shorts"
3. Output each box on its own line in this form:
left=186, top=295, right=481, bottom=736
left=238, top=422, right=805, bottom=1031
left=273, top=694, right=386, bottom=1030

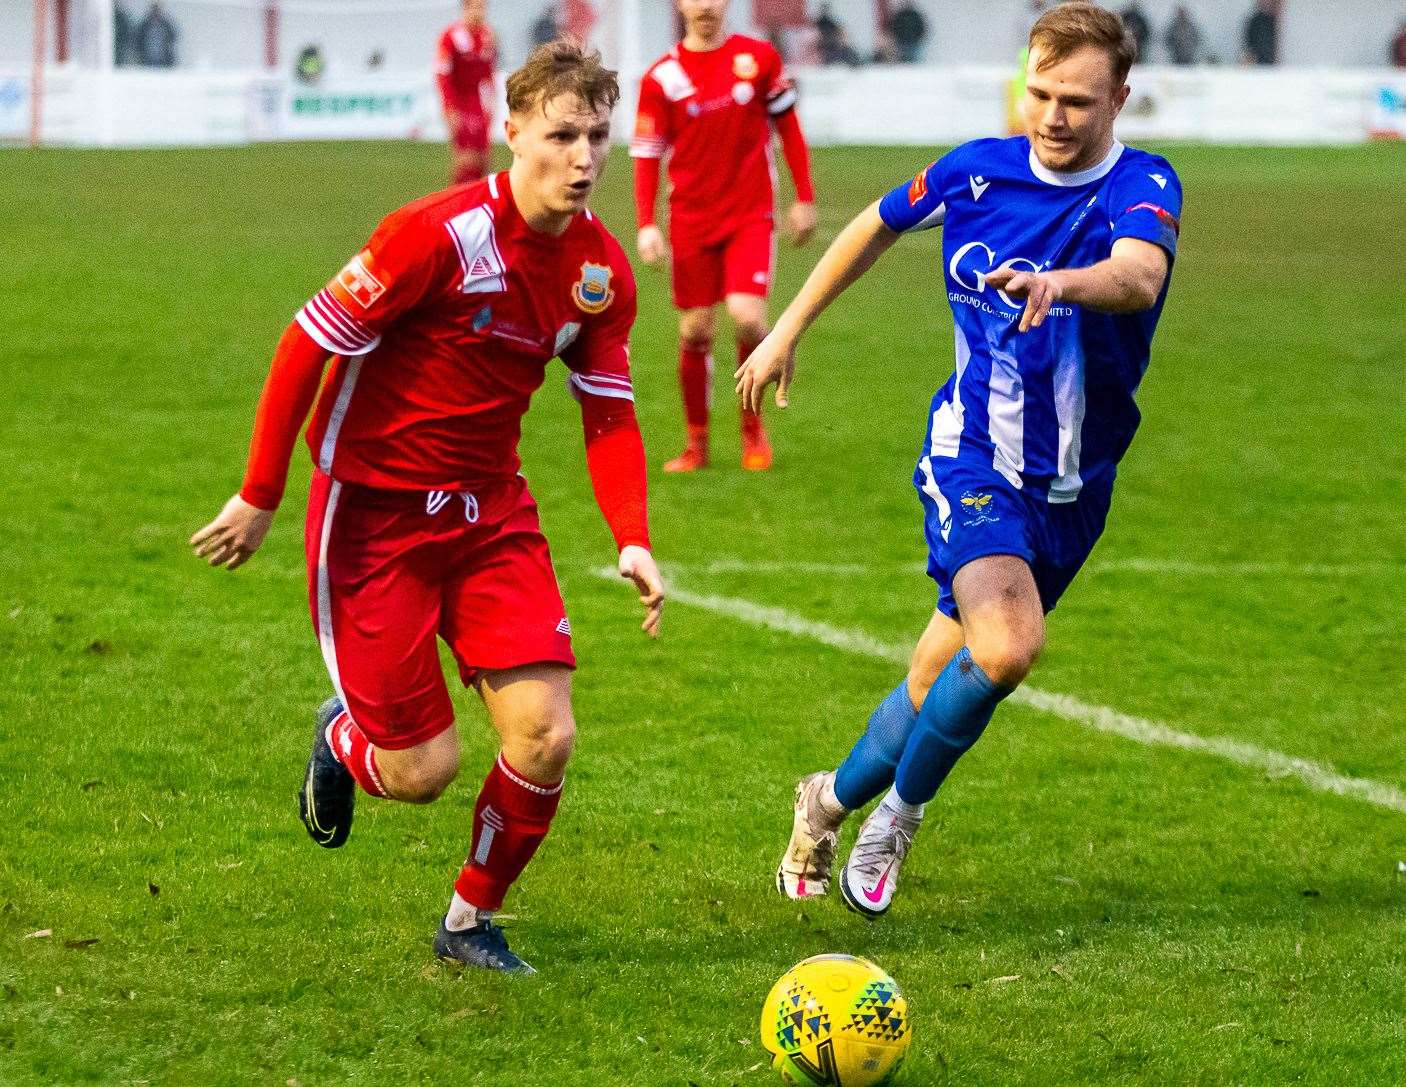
left=914, top=456, right=1112, bottom=620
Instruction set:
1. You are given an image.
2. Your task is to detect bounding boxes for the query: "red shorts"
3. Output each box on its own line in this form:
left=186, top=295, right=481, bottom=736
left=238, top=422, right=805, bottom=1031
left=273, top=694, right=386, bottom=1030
left=452, top=113, right=489, bottom=153
left=671, top=217, right=776, bottom=309
left=305, top=469, right=574, bottom=751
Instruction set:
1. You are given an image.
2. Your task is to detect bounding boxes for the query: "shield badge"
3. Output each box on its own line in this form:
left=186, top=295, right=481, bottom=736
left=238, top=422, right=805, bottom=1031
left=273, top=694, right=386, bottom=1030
left=572, top=261, right=615, bottom=315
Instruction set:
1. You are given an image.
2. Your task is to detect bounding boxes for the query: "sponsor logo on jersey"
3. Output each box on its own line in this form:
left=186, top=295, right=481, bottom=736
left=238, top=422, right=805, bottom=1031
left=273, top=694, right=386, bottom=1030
left=336, top=252, right=386, bottom=309
left=472, top=304, right=492, bottom=331
left=732, top=52, right=759, bottom=80
left=1126, top=202, right=1180, bottom=236
left=732, top=81, right=755, bottom=105
left=1149, top=172, right=1168, bottom=189
left=572, top=262, right=615, bottom=314
left=908, top=167, right=929, bottom=206
left=969, top=175, right=990, bottom=201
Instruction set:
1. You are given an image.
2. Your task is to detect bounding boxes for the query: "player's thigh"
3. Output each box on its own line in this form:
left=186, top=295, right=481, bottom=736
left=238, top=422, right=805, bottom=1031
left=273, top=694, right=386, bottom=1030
left=305, top=471, right=456, bottom=751
left=476, top=663, right=577, bottom=779
left=915, top=457, right=1035, bottom=621
left=671, top=242, right=726, bottom=312
left=721, top=218, right=776, bottom=302
left=951, top=555, right=1045, bottom=682
left=440, top=478, right=575, bottom=695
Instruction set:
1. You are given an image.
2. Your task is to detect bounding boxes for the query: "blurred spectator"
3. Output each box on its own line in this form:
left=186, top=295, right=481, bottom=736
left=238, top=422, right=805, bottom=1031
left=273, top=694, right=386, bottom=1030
left=1242, top=0, right=1278, bottom=66
left=295, top=44, right=325, bottom=85
left=1164, top=6, right=1202, bottom=66
left=114, top=5, right=138, bottom=67
left=871, top=28, right=899, bottom=64
left=887, top=2, right=929, bottom=64
left=1393, top=21, right=1406, bottom=67
left=135, top=2, right=178, bottom=68
left=814, top=4, right=841, bottom=55
left=1119, top=3, right=1151, bottom=63
left=531, top=5, right=558, bottom=49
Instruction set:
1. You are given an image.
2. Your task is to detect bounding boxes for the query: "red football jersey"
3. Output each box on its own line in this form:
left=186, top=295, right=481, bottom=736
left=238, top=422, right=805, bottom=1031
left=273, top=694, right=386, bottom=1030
left=294, top=172, right=637, bottom=492
left=436, top=22, right=496, bottom=115
left=630, top=35, right=798, bottom=247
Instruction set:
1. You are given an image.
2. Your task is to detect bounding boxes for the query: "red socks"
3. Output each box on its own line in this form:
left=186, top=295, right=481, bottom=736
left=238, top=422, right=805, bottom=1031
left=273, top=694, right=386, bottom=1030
left=327, top=712, right=389, bottom=798
left=679, top=339, right=713, bottom=432
left=454, top=754, right=564, bottom=912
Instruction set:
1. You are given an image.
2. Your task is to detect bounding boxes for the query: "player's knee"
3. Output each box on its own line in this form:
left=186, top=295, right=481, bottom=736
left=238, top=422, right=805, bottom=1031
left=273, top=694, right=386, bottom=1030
left=679, top=310, right=715, bottom=350
left=965, top=630, right=1043, bottom=688
left=730, top=312, right=768, bottom=346
left=508, top=710, right=576, bottom=780
left=383, top=744, right=460, bottom=804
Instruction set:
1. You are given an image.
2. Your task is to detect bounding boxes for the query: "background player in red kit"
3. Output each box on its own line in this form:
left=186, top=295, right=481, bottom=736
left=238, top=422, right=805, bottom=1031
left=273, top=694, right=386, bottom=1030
left=632, top=0, right=817, bottom=473
left=190, top=43, right=664, bottom=974
left=436, top=0, right=497, bottom=184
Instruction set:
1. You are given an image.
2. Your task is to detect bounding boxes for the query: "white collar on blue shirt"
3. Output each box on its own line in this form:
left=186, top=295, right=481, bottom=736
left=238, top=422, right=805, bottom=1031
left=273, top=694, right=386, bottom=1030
left=1027, top=139, right=1126, bottom=187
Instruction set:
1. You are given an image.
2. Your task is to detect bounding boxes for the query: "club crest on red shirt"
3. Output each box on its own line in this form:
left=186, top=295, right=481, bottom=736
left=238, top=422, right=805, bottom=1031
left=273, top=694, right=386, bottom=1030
left=733, top=52, right=759, bottom=80
left=336, top=252, right=387, bottom=309
left=572, top=262, right=615, bottom=314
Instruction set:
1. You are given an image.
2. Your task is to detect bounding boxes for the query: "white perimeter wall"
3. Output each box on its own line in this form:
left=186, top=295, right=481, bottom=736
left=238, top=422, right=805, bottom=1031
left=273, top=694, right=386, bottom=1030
left=5, top=63, right=1405, bottom=147
left=4, top=1, right=1406, bottom=72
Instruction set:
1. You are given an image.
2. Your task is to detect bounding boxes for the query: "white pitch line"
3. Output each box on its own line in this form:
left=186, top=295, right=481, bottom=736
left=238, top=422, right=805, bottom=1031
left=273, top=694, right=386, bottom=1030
left=597, top=572, right=1406, bottom=816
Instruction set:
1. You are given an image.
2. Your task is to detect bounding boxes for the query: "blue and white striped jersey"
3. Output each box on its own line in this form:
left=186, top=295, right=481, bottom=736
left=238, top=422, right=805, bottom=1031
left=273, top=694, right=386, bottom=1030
left=878, top=136, right=1182, bottom=503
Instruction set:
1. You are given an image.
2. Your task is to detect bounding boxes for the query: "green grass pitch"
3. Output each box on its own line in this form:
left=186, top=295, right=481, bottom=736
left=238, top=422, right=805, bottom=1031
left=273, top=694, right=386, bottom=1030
left=2, top=138, right=1404, bottom=1085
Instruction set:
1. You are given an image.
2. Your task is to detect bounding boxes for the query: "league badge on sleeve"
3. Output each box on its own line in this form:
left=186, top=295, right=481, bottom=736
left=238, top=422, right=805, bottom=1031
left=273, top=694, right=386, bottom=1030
left=572, top=262, right=615, bottom=315
left=336, top=252, right=387, bottom=310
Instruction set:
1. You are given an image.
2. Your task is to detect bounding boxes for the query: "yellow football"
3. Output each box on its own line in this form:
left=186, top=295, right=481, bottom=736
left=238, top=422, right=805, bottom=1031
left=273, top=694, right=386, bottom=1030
left=760, top=954, right=911, bottom=1087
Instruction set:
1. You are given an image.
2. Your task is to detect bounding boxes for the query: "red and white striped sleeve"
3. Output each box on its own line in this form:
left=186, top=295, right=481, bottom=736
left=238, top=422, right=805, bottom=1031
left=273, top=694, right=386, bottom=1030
left=294, top=207, right=448, bottom=358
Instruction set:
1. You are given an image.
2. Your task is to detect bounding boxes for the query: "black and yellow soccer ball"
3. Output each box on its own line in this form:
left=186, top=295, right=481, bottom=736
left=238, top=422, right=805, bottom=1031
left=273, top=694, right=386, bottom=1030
left=760, top=954, right=911, bottom=1087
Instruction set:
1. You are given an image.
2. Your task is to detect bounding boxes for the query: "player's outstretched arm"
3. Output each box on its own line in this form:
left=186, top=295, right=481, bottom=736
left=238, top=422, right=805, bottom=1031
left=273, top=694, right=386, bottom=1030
left=985, top=238, right=1171, bottom=333
left=736, top=200, right=899, bottom=411
left=190, top=322, right=331, bottom=570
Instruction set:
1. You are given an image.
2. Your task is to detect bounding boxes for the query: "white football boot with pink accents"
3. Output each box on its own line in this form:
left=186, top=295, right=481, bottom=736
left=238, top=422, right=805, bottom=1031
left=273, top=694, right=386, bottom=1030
left=838, top=804, right=919, bottom=918
left=776, top=771, right=846, bottom=899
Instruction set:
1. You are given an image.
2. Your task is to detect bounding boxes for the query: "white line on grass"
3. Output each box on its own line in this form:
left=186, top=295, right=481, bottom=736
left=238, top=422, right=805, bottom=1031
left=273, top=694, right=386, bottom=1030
left=593, top=570, right=1406, bottom=815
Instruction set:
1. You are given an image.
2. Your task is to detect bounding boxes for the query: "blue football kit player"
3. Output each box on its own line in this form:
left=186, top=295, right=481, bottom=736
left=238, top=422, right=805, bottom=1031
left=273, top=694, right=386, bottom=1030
left=738, top=3, right=1182, bottom=916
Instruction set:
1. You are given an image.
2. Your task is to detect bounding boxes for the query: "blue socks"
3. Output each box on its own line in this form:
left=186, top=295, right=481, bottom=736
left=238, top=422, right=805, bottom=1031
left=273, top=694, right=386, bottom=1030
left=833, top=681, right=919, bottom=811
left=893, top=647, right=1010, bottom=805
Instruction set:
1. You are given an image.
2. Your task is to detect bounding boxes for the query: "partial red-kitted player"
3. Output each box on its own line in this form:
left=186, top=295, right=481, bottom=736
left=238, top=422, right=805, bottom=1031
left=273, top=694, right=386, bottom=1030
left=436, top=0, right=497, bottom=184
left=191, top=43, right=664, bottom=974
left=631, top=0, right=817, bottom=472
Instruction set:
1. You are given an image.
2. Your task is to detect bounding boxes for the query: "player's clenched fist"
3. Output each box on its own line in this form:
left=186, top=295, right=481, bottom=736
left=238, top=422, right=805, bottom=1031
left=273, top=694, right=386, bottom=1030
left=636, top=225, right=668, bottom=266
left=735, top=328, right=797, bottom=412
left=617, top=545, right=665, bottom=637
left=190, top=494, right=274, bottom=570
left=983, top=267, right=1065, bottom=333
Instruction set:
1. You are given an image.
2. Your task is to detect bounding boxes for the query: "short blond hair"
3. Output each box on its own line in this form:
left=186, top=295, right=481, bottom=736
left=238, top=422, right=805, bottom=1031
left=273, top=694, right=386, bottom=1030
left=1029, top=2, right=1137, bottom=86
left=506, top=40, right=620, bottom=117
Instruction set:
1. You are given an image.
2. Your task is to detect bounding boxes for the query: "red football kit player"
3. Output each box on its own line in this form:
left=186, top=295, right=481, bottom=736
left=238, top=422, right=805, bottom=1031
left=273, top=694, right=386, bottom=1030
left=436, top=0, right=497, bottom=184
left=631, top=0, right=816, bottom=473
left=192, top=44, right=664, bottom=974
